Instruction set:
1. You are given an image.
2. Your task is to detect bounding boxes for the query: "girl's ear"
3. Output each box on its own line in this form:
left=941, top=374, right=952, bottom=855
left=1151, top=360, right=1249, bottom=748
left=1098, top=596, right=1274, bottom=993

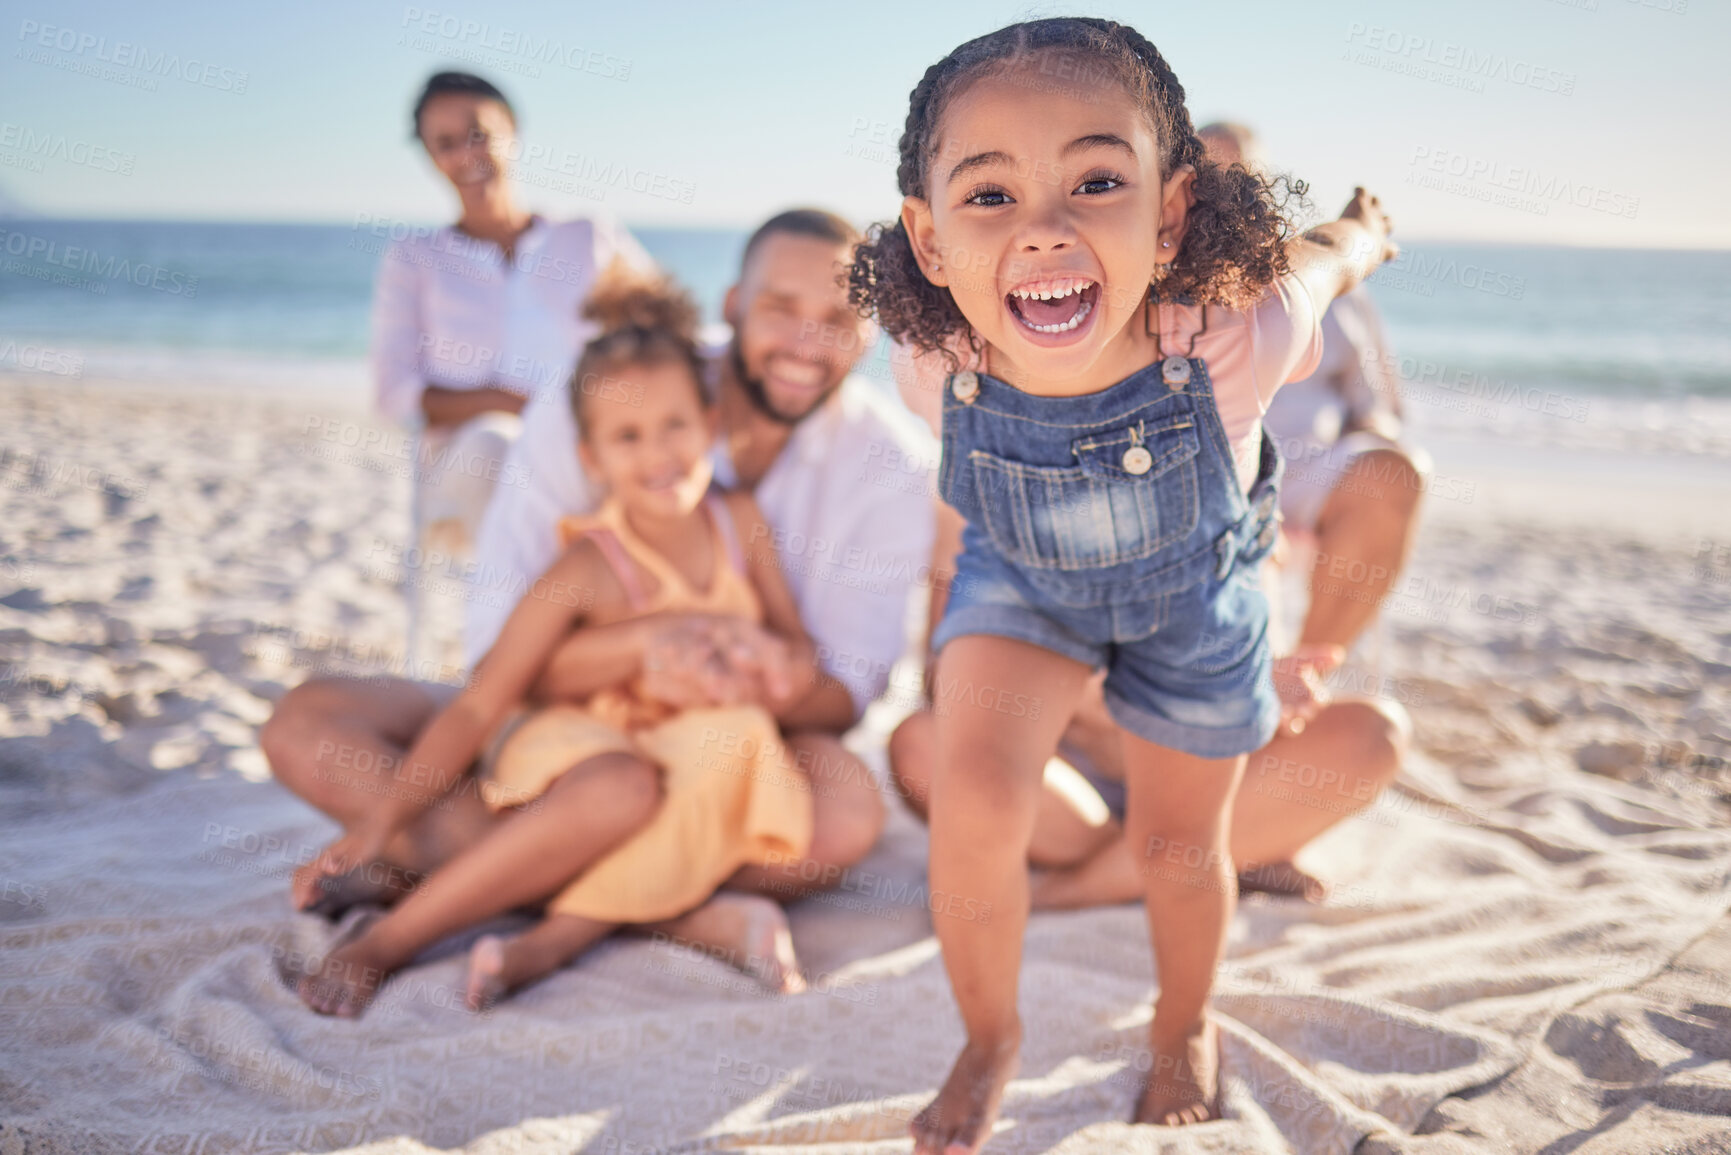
left=900, top=196, right=948, bottom=287
left=1154, top=163, right=1198, bottom=269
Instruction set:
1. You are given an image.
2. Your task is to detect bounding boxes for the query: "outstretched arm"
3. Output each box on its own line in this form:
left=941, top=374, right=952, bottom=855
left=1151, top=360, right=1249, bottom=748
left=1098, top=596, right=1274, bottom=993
left=1289, top=188, right=1396, bottom=308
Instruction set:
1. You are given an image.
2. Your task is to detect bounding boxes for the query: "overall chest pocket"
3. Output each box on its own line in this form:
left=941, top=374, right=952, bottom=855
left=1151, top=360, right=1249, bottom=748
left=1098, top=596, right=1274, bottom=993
left=968, top=417, right=1201, bottom=570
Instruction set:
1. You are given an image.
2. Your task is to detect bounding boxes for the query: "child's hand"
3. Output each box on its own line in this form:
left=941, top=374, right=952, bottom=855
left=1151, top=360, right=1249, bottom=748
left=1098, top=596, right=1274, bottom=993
left=1270, top=644, right=1345, bottom=736
left=639, top=615, right=792, bottom=709
left=1339, top=187, right=1397, bottom=264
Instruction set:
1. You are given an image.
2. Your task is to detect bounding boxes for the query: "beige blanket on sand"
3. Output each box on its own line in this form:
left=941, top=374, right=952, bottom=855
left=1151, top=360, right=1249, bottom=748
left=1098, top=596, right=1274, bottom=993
left=2, top=744, right=1727, bottom=1155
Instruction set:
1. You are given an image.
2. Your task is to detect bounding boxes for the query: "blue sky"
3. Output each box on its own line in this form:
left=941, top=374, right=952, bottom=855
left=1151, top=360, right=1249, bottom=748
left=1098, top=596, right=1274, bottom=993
left=2, top=0, right=1725, bottom=246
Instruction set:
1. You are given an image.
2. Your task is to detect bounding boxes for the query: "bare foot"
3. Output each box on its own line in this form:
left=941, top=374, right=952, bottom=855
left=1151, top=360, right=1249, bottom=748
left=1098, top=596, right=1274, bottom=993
left=1133, top=1018, right=1220, bottom=1127
left=653, top=893, right=805, bottom=993
left=297, top=930, right=399, bottom=1018
left=292, top=860, right=416, bottom=920
left=911, top=1030, right=1020, bottom=1154
left=290, top=823, right=415, bottom=916
left=465, top=934, right=508, bottom=1012
left=1237, top=860, right=1326, bottom=903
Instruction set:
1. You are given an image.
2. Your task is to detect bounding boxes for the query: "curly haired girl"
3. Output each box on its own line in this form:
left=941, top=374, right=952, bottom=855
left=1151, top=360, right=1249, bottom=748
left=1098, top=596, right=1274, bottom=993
left=849, top=16, right=1394, bottom=1145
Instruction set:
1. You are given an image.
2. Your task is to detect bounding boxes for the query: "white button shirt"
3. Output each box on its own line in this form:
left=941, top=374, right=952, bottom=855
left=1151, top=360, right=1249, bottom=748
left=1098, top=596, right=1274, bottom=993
left=369, top=214, right=653, bottom=424
left=466, top=360, right=938, bottom=717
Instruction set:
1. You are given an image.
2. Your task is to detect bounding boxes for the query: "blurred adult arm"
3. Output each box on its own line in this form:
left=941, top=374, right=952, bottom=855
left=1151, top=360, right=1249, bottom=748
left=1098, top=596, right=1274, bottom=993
left=371, top=243, right=429, bottom=426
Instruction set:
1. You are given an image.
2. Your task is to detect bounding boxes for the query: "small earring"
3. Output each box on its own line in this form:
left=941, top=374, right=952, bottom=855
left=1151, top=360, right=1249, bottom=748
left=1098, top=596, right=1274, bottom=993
left=1161, top=241, right=1172, bottom=249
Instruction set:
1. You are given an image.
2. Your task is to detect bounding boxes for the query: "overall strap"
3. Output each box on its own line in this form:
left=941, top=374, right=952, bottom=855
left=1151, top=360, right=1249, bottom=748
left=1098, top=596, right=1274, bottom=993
left=578, top=527, right=650, bottom=612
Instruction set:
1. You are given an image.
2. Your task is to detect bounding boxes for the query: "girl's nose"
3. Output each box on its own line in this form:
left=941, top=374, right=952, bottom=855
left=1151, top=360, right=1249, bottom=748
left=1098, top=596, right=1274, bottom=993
left=1014, top=200, right=1079, bottom=254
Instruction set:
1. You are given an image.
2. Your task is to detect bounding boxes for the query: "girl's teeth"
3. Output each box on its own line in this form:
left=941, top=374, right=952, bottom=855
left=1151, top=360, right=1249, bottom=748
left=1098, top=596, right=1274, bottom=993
left=1017, top=298, right=1094, bottom=334
left=1011, top=280, right=1093, bottom=301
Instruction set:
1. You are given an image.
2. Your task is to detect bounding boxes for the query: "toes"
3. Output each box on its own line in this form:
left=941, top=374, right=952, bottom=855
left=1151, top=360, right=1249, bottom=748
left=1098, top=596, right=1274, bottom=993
left=465, top=936, right=506, bottom=1011
left=909, top=1113, right=938, bottom=1155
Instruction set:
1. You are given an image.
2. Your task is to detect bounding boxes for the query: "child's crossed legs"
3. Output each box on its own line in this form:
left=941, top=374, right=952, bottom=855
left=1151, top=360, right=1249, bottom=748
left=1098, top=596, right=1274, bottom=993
left=913, top=634, right=1243, bottom=1154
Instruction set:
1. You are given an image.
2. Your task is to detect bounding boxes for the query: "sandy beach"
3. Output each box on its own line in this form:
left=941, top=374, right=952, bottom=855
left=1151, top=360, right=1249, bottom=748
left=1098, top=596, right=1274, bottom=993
left=2, top=371, right=1729, bottom=1154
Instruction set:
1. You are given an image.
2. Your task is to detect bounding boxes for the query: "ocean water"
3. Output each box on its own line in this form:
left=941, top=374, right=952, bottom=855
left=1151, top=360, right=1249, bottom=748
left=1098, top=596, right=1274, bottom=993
left=2, top=218, right=1728, bottom=454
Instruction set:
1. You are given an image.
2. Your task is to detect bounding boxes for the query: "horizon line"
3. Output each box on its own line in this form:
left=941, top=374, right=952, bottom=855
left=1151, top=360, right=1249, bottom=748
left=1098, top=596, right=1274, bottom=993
left=1, top=213, right=1728, bottom=254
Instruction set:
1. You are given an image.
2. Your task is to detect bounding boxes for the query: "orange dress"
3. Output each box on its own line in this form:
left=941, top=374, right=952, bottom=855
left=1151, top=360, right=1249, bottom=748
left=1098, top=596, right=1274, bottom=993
left=482, top=493, right=814, bottom=923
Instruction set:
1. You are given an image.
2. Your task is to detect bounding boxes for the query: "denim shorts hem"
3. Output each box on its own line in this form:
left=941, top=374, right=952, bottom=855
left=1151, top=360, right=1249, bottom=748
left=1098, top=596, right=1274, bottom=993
left=1101, top=687, right=1279, bottom=760
left=931, top=605, right=1102, bottom=670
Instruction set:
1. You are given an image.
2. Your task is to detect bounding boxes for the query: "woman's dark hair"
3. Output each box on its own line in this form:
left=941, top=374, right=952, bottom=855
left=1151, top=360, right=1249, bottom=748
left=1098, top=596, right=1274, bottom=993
left=410, top=71, right=516, bottom=141
left=570, top=264, right=708, bottom=433
left=848, top=18, right=1301, bottom=362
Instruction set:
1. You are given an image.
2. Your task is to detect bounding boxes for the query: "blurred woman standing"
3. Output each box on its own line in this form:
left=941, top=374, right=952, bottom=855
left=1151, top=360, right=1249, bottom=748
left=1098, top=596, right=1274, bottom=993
left=372, top=71, right=651, bottom=551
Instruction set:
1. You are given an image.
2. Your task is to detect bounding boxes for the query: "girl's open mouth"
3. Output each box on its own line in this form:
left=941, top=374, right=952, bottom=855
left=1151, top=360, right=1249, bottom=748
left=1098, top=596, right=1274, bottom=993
left=1006, top=279, right=1100, bottom=337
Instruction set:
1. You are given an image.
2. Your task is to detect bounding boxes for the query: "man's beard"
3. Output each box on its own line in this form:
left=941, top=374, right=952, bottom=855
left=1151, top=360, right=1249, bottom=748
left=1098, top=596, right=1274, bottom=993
left=729, top=342, right=838, bottom=427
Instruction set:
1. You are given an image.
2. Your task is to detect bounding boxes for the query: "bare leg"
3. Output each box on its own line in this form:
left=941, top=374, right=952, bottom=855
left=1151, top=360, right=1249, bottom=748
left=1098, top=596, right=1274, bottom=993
left=641, top=893, right=805, bottom=993
left=1029, top=698, right=1409, bottom=909
left=466, top=913, right=616, bottom=1010
left=261, top=675, right=499, bottom=913
left=1302, top=448, right=1423, bottom=650
left=298, top=752, right=659, bottom=1017
left=1120, top=737, right=1244, bottom=1128
left=910, top=638, right=1091, bottom=1155
left=890, top=708, right=1117, bottom=868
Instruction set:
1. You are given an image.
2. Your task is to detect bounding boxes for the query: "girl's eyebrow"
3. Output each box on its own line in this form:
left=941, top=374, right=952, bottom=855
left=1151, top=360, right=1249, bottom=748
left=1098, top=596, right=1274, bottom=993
left=1063, top=133, right=1137, bottom=159
left=946, top=149, right=1013, bottom=186
left=945, top=133, right=1137, bottom=185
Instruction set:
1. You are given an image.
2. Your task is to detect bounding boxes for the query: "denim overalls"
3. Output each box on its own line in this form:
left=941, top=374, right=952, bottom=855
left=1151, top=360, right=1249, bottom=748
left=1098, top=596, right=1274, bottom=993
left=931, top=352, right=1284, bottom=758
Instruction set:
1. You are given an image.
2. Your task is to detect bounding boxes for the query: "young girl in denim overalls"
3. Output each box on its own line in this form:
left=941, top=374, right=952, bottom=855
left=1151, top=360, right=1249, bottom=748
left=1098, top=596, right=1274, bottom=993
left=848, top=17, right=1395, bottom=1147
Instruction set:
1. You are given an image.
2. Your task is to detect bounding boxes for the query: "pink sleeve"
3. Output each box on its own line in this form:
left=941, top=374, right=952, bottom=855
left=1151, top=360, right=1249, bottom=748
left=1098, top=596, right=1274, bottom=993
left=1250, top=273, right=1326, bottom=406
left=370, top=242, right=425, bottom=425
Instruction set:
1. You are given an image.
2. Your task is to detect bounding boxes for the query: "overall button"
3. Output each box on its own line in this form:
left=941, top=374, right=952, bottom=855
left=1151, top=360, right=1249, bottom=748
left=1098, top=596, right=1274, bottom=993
left=1257, top=520, right=1278, bottom=549
left=1255, top=490, right=1276, bottom=518
left=950, top=370, right=979, bottom=403
left=1121, top=445, right=1153, bottom=475
left=1161, top=356, right=1191, bottom=389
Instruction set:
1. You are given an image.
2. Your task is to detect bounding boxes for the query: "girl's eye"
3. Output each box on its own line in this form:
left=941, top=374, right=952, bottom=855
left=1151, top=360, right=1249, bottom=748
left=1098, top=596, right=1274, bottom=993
left=964, top=186, right=1011, bottom=208
left=1076, top=173, right=1123, bottom=195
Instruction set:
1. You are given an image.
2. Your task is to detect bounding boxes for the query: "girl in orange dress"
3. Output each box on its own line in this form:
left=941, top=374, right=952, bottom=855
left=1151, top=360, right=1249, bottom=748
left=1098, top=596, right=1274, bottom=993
left=299, top=272, right=820, bottom=1018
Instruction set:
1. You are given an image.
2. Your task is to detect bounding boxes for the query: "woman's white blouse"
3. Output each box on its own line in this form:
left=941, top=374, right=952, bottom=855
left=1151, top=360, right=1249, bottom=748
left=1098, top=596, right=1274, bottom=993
left=369, top=215, right=653, bottom=425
